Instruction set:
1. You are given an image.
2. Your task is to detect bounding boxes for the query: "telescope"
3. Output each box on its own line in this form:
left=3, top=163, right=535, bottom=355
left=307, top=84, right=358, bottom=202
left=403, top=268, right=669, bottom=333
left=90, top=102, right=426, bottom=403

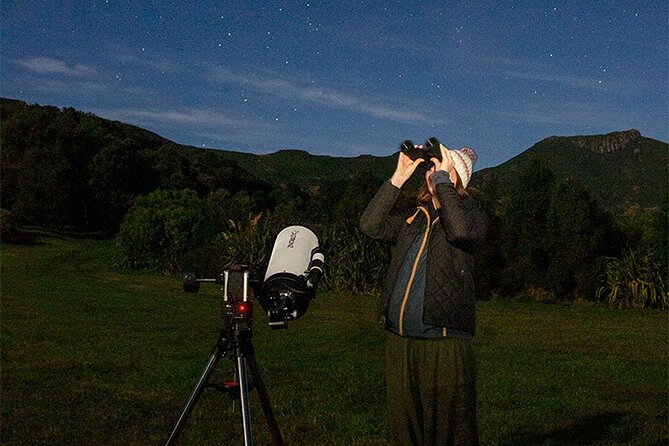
left=166, top=225, right=324, bottom=445
left=259, top=225, right=324, bottom=329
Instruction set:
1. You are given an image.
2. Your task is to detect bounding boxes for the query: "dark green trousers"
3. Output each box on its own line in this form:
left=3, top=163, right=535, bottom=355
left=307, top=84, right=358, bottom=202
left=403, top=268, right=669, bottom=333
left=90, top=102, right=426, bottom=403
left=385, top=333, right=479, bottom=446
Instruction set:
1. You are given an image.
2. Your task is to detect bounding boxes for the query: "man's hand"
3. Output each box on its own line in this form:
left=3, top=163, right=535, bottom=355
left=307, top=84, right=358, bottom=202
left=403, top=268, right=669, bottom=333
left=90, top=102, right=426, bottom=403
left=390, top=151, right=424, bottom=188
left=431, top=144, right=454, bottom=174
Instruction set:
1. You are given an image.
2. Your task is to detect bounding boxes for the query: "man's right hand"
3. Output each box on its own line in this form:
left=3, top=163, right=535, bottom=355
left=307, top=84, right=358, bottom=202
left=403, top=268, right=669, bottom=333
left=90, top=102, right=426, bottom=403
left=390, top=151, right=424, bottom=188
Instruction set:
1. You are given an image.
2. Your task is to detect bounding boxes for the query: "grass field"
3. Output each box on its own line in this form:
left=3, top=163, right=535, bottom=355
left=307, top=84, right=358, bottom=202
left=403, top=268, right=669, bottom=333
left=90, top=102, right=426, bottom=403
left=1, top=237, right=667, bottom=445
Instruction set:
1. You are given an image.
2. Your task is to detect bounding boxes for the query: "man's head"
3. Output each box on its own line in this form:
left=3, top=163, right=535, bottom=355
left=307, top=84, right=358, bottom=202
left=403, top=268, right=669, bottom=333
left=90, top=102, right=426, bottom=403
left=418, top=147, right=478, bottom=203
left=449, top=147, right=477, bottom=189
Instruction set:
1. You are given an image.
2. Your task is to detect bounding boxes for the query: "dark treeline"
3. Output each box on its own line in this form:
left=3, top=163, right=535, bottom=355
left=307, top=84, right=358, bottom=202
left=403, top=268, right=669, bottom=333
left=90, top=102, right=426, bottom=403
left=1, top=99, right=667, bottom=308
left=0, top=98, right=270, bottom=233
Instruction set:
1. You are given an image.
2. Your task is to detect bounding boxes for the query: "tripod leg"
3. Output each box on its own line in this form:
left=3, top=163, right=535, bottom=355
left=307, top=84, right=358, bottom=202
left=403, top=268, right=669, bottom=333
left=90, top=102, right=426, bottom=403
left=165, top=346, right=223, bottom=446
left=237, top=355, right=255, bottom=446
left=247, top=354, right=285, bottom=446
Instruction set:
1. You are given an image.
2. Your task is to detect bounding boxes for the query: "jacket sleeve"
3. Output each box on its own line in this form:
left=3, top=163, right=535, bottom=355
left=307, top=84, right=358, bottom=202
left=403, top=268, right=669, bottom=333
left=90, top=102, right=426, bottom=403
left=433, top=173, right=486, bottom=254
left=359, top=180, right=404, bottom=242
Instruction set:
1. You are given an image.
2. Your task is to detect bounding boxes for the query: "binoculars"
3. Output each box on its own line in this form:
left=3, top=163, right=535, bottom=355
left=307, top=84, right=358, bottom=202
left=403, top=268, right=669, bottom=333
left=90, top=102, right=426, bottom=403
left=400, top=137, right=442, bottom=169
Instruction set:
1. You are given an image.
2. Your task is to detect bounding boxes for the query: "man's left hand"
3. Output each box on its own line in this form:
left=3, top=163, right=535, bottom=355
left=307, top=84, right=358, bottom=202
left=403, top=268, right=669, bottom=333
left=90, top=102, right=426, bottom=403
left=430, top=144, right=454, bottom=173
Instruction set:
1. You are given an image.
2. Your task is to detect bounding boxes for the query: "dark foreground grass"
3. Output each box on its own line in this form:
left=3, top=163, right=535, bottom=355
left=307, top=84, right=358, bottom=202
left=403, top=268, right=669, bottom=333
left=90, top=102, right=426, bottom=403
left=1, top=238, right=667, bottom=445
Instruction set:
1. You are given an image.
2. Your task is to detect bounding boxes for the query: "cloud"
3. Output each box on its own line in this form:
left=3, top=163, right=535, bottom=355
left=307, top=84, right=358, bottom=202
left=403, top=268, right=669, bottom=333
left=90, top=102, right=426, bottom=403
left=194, top=128, right=321, bottom=151
left=208, top=67, right=442, bottom=125
left=96, top=107, right=259, bottom=129
left=15, top=57, right=97, bottom=76
left=16, top=76, right=107, bottom=94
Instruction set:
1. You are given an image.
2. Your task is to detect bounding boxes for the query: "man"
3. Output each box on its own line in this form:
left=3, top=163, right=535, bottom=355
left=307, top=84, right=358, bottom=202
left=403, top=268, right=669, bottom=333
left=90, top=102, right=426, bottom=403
left=360, top=141, right=486, bottom=445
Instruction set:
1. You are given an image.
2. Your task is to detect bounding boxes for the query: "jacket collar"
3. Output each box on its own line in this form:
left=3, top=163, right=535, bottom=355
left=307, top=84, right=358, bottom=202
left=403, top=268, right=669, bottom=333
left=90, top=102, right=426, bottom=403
left=406, top=203, right=439, bottom=226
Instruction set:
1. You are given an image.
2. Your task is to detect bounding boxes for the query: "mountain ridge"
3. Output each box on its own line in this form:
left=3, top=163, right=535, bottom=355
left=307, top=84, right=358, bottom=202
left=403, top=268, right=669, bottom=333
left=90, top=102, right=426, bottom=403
left=473, top=128, right=667, bottom=211
left=2, top=97, right=667, bottom=215
left=544, top=129, right=642, bottom=154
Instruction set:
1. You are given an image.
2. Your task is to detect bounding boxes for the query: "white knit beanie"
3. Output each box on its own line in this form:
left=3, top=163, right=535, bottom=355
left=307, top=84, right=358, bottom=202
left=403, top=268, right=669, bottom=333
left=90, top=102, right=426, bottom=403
left=448, top=147, right=477, bottom=188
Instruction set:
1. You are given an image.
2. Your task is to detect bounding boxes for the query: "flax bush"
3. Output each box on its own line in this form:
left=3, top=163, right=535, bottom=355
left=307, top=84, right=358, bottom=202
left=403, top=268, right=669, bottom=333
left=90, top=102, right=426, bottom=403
left=177, top=213, right=276, bottom=277
left=319, top=222, right=388, bottom=293
left=597, top=248, right=668, bottom=310
left=214, top=214, right=274, bottom=267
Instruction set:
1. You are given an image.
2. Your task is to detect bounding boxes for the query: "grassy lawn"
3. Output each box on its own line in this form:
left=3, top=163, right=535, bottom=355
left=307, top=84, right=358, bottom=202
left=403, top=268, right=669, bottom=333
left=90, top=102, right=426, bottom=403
left=1, top=238, right=667, bottom=445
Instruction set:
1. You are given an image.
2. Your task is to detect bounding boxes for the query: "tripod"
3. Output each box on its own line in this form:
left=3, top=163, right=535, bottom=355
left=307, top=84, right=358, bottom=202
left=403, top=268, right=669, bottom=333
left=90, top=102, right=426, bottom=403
left=165, top=270, right=285, bottom=446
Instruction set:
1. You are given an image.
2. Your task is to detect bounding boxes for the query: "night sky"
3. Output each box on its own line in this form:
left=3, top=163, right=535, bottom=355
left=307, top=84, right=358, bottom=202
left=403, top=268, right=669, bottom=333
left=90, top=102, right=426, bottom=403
left=2, top=1, right=667, bottom=169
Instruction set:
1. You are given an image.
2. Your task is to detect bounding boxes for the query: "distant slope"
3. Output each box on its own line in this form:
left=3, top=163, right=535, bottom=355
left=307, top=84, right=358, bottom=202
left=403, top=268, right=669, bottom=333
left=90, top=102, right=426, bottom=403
left=473, top=130, right=668, bottom=211
left=1, top=97, right=394, bottom=189
left=210, top=148, right=396, bottom=186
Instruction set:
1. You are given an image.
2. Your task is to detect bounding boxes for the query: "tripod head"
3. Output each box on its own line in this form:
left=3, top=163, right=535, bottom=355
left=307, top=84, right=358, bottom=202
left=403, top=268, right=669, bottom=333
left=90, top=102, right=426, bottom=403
left=183, top=265, right=261, bottom=327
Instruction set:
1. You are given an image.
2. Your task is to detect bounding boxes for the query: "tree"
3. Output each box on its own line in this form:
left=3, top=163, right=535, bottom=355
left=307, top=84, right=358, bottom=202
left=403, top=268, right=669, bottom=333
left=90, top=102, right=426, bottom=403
left=543, top=178, right=620, bottom=299
left=116, top=189, right=216, bottom=271
left=470, top=171, right=505, bottom=299
left=10, top=144, right=74, bottom=228
left=497, top=159, right=556, bottom=294
left=333, top=171, right=384, bottom=224
left=88, top=139, right=159, bottom=230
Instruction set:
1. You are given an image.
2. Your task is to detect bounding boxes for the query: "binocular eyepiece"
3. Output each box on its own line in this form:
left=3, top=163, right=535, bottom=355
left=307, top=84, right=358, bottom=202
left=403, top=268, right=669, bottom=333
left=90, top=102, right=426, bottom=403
left=400, top=137, right=442, bottom=169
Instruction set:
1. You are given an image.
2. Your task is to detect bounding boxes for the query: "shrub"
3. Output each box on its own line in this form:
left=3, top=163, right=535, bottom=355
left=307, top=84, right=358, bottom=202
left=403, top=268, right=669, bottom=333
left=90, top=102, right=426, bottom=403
left=597, top=249, right=669, bottom=310
left=116, top=189, right=216, bottom=272
left=214, top=214, right=274, bottom=268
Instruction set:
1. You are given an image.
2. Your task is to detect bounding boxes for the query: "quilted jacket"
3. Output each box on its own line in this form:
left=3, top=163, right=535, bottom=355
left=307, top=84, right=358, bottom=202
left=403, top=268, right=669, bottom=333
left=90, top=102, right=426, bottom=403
left=360, top=177, right=486, bottom=335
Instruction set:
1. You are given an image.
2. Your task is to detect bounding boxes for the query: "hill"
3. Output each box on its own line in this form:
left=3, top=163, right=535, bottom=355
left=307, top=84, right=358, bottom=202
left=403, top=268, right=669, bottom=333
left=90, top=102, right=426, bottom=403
left=0, top=98, right=397, bottom=234
left=3, top=98, right=667, bottom=303
left=0, top=97, right=394, bottom=188
left=472, top=129, right=668, bottom=211
left=2, top=97, right=667, bottom=234
left=0, top=98, right=265, bottom=231
left=212, top=148, right=395, bottom=186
